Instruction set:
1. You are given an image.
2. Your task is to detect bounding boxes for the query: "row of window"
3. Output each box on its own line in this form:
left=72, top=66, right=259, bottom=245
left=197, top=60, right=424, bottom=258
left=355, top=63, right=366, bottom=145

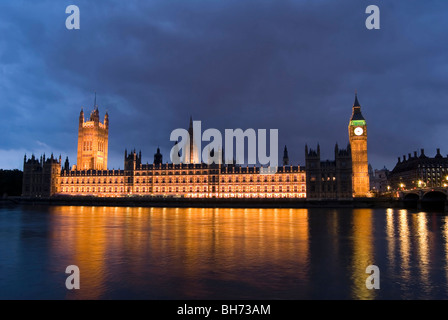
left=61, top=178, right=124, bottom=184
left=61, top=176, right=307, bottom=184
left=60, top=185, right=307, bottom=193
left=136, top=171, right=304, bottom=176
left=418, top=164, right=448, bottom=168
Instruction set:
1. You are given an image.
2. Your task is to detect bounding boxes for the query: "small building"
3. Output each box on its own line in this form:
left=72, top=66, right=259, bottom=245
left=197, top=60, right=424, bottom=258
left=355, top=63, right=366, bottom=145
left=370, top=166, right=390, bottom=194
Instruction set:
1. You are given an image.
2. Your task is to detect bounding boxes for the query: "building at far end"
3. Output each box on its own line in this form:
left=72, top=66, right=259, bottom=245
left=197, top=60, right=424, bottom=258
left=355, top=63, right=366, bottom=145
left=369, top=166, right=390, bottom=194
left=388, top=148, right=448, bottom=190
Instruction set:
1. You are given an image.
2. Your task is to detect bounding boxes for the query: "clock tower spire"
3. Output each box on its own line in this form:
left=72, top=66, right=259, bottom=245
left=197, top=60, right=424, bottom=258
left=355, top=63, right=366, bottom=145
left=348, top=93, right=370, bottom=197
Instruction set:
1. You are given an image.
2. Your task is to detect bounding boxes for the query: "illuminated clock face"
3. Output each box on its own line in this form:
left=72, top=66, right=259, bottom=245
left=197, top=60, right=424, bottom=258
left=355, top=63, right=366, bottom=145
left=354, top=127, right=363, bottom=136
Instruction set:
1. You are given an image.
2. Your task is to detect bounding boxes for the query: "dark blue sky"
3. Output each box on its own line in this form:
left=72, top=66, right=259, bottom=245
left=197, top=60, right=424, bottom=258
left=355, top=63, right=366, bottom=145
left=1, top=0, right=448, bottom=170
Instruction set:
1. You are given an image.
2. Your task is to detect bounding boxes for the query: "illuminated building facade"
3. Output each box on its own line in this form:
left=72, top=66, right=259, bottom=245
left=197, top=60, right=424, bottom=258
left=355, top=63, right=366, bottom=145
left=57, top=151, right=306, bottom=198
left=23, top=111, right=306, bottom=198
left=388, top=148, right=448, bottom=190
left=76, top=102, right=109, bottom=171
left=348, top=94, right=370, bottom=197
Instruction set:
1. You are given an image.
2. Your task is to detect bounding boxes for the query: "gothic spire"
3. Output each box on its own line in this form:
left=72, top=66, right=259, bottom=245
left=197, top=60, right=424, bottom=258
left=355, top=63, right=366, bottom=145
left=353, top=92, right=360, bottom=107
left=350, top=92, right=365, bottom=121
left=282, top=145, right=289, bottom=166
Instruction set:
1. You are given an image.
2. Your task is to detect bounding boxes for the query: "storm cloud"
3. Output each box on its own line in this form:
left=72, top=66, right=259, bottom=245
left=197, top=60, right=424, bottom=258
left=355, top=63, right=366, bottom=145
left=1, top=0, right=448, bottom=170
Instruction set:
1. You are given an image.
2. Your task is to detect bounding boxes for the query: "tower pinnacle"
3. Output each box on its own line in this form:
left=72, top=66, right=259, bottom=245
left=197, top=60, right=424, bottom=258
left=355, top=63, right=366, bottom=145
left=353, top=92, right=360, bottom=107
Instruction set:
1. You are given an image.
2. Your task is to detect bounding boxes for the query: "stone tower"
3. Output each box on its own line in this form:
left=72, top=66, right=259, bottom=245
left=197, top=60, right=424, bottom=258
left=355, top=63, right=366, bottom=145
left=348, top=93, right=369, bottom=197
left=76, top=94, right=109, bottom=170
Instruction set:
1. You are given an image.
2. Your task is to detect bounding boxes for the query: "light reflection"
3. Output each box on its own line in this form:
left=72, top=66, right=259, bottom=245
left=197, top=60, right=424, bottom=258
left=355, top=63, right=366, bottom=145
left=386, top=208, right=395, bottom=271
left=351, top=209, right=375, bottom=300
left=414, top=212, right=430, bottom=295
left=444, top=216, right=448, bottom=296
left=50, top=206, right=106, bottom=299
left=398, top=210, right=411, bottom=283
left=47, top=206, right=311, bottom=299
left=41, top=206, right=444, bottom=299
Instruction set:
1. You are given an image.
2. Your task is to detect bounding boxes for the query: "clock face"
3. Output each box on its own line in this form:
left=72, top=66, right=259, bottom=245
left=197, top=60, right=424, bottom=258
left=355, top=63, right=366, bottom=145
left=354, top=127, right=363, bottom=136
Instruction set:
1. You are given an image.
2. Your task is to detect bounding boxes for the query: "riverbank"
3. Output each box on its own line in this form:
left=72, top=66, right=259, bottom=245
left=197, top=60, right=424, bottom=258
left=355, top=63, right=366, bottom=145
left=0, top=196, right=406, bottom=209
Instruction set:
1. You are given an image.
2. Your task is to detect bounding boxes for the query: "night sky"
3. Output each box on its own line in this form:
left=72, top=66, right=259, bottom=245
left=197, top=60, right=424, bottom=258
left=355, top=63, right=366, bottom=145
left=1, top=0, right=447, bottom=171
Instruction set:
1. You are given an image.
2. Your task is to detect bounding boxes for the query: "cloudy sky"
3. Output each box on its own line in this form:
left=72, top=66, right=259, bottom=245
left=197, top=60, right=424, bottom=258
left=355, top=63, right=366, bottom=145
left=1, top=0, right=447, bottom=170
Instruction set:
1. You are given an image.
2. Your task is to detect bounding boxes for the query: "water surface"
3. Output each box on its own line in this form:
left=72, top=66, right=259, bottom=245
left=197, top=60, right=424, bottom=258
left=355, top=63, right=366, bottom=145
left=0, top=205, right=447, bottom=299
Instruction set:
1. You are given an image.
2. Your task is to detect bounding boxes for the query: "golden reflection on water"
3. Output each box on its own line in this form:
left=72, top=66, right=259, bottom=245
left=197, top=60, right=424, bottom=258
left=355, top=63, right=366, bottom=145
left=414, top=212, right=430, bottom=295
left=386, top=209, right=395, bottom=271
left=50, top=206, right=107, bottom=299
left=385, top=209, right=437, bottom=298
left=48, top=206, right=310, bottom=299
left=351, top=209, right=375, bottom=300
left=398, top=210, right=411, bottom=283
left=444, top=216, right=448, bottom=297
left=45, top=206, right=442, bottom=299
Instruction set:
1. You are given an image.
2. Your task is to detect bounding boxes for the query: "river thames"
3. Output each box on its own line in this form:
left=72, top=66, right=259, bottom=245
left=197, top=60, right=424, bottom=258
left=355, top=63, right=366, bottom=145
left=0, top=205, right=447, bottom=299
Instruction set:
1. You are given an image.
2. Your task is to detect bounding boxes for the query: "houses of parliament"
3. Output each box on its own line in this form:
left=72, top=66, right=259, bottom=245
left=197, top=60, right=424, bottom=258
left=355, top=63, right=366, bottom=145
left=22, top=95, right=370, bottom=199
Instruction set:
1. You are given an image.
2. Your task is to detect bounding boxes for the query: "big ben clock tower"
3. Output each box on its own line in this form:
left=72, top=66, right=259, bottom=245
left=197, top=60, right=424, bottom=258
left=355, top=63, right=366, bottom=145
left=349, top=93, right=370, bottom=197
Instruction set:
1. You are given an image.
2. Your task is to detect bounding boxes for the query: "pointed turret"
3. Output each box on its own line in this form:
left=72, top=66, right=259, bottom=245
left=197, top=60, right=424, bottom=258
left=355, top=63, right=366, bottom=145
left=104, top=111, right=109, bottom=128
left=282, top=145, right=289, bottom=166
left=79, top=108, right=84, bottom=126
left=94, top=91, right=98, bottom=110
left=154, top=146, right=163, bottom=165
left=350, top=92, right=365, bottom=121
left=354, top=92, right=360, bottom=107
